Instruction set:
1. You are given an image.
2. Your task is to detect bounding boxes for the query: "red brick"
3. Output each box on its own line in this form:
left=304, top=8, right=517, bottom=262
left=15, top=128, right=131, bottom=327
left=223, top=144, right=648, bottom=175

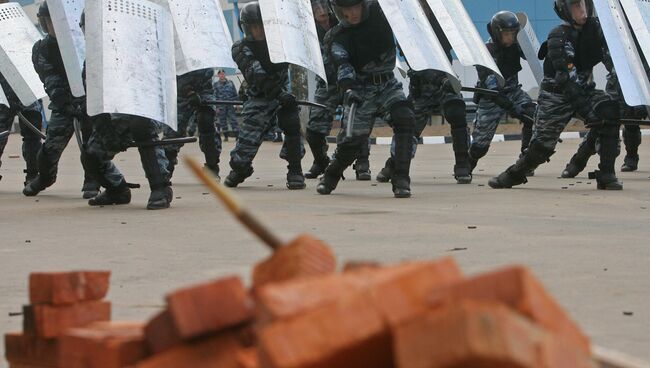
left=258, top=291, right=393, bottom=368
left=255, top=259, right=462, bottom=325
left=58, top=321, right=147, bottom=368
left=165, top=276, right=253, bottom=340
left=136, top=332, right=244, bottom=368
left=237, top=348, right=260, bottom=368
left=143, top=310, right=182, bottom=354
left=342, top=261, right=381, bottom=272
left=29, top=271, right=110, bottom=306
left=23, top=301, right=111, bottom=338
left=427, top=266, right=591, bottom=353
left=9, top=365, right=57, bottom=368
left=394, top=301, right=592, bottom=368
left=252, top=234, right=336, bottom=287
left=4, top=332, right=58, bottom=366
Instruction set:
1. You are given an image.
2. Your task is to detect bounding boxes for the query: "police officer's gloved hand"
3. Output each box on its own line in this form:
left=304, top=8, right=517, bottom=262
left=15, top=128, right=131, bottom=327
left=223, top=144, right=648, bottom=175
left=343, top=89, right=362, bottom=107
left=187, top=92, right=202, bottom=107
left=492, top=93, right=514, bottom=111
left=261, top=79, right=282, bottom=99
left=277, top=91, right=297, bottom=109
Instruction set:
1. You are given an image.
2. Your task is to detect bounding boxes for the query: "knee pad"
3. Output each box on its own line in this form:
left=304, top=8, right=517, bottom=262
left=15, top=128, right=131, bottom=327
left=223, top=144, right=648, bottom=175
left=389, top=101, right=415, bottom=134
left=196, top=109, right=216, bottom=132
left=442, top=99, right=467, bottom=127
left=278, top=108, right=301, bottom=136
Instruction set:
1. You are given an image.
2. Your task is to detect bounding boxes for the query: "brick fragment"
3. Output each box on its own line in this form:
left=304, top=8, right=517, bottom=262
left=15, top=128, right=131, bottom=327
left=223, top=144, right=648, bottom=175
left=136, top=332, right=243, bottom=368
left=252, top=234, right=336, bottom=287
left=427, top=266, right=591, bottom=353
left=255, top=259, right=462, bottom=325
left=165, top=276, right=253, bottom=340
left=23, top=301, right=111, bottom=338
left=393, top=301, right=592, bottom=368
left=29, top=271, right=110, bottom=306
left=143, top=310, right=182, bottom=354
left=4, top=332, right=58, bottom=366
left=237, top=348, right=260, bottom=368
left=258, top=291, right=392, bottom=368
left=58, top=321, right=147, bottom=368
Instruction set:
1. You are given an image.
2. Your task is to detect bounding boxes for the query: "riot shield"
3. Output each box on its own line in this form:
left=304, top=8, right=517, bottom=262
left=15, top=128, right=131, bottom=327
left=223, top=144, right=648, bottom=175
left=594, top=0, right=650, bottom=107
left=85, top=0, right=177, bottom=130
left=0, top=84, right=8, bottom=108
left=0, top=3, right=47, bottom=106
left=620, top=0, right=650, bottom=73
left=259, top=0, right=327, bottom=82
left=378, top=0, right=460, bottom=92
left=516, top=12, right=544, bottom=85
left=426, top=0, right=504, bottom=86
left=158, top=0, right=236, bottom=75
left=48, top=0, right=86, bottom=97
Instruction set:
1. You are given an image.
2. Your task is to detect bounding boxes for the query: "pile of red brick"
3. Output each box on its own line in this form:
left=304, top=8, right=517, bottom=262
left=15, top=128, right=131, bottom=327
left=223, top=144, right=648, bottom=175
left=5, top=234, right=597, bottom=367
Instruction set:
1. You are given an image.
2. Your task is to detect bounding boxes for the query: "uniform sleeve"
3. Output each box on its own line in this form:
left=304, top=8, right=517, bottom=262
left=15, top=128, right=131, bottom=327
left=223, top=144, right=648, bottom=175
left=231, top=41, right=267, bottom=86
left=32, top=40, right=71, bottom=106
left=546, top=26, right=571, bottom=79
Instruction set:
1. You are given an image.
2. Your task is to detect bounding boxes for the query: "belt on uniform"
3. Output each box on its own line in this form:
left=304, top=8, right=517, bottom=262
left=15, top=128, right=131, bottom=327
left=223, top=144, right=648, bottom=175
left=359, top=72, right=394, bottom=85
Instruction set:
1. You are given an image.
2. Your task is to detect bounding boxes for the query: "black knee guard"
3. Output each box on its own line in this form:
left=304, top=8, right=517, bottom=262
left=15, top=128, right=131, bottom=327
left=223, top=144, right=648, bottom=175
left=278, top=106, right=301, bottom=136
left=389, top=101, right=416, bottom=135
left=442, top=98, right=467, bottom=128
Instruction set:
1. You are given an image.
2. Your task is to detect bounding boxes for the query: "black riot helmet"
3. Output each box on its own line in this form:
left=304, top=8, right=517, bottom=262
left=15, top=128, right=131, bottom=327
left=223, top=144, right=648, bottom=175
left=330, top=0, right=369, bottom=27
left=239, top=2, right=264, bottom=41
left=37, top=1, right=53, bottom=35
left=554, top=0, right=594, bottom=25
left=488, top=11, right=520, bottom=45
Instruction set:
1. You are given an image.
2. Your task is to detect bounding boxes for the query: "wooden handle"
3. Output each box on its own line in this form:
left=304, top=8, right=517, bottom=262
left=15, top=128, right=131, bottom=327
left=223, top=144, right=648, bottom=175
left=184, top=156, right=282, bottom=251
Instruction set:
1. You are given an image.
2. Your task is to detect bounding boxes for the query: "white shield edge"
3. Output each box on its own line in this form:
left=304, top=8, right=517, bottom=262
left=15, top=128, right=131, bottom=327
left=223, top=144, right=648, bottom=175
left=426, top=0, right=504, bottom=87
left=378, top=0, right=460, bottom=92
left=86, top=0, right=177, bottom=130
left=259, top=0, right=327, bottom=82
left=396, top=58, right=409, bottom=78
left=0, top=3, right=47, bottom=106
left=516, top=13, right=544, bottom=86
left=594, top=0, right=650, bottom=107
left=48, top=0, right=86, bottom=97
left=620, top=0, right=650, bottom=76
left=158, top=0, right=236, bottom=75
left=0, top=84, right=8, bottom=108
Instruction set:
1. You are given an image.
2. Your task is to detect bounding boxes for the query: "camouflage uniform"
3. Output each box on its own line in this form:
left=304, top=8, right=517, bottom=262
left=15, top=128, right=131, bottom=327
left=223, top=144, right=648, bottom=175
left=164, top=68, right=221, bottom=177
left=24, top=35, right=98, bottom=197
left=377, top=10, right=471, bottom=184
left=306, top=14, right=371, bottom=180
left=213, top=77, right=239, bottom=136
left=226, top=38, right=305, bottom=188
left=0, top=72, right=43, bottom=185
left=470, top=40, right=536, bottom=170
left=318, top=0, right=415, bottom=197
left=489, top=18, right=622, bottom=190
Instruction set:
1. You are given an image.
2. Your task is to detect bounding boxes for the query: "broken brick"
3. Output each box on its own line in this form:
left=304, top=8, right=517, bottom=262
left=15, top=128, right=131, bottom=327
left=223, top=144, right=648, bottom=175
left=29, top=271, right=110, bottom=306
left=237, top=348, right=260, bottom=368
left=23, top=301, right=111, bottom=338
left=58, top=321, right=147, bottom=368
left=427, top=266, right=591, bottom=353
left=136, top=332, right=244, bottom=368
left=252, top=234, right=336, bottom=288
left=4, top=332, right=58, bottom=367
left=257, top=291, right=393, bottom=368
left=144, top=310, right=182, bottom=354
left=166, top=276, right=253, bottom=340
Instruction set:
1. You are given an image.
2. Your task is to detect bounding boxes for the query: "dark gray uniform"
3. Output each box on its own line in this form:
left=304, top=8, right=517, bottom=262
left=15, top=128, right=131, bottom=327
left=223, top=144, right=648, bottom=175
left=0, top=73, right=42, bottom=185
left=213, top=77, right=239, bottom=137
left=489, top=17, right=622, bottom=190
left=23, top=35, right=98, bottom=197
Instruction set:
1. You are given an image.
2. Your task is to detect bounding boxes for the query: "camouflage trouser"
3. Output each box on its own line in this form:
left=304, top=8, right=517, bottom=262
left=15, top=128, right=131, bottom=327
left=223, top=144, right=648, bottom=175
left=217, top=105, right=239, bottom=134
left=471, top=87, right=534, bottom=150
left=0, top=102, right=42, bottom=176
left=230, top=97, right=304, bottom=173
left=38, top=108, right=94, bottom=184
left=163, top=93, right=221, bottom=168
left=85, top=115, right=170, bottom=189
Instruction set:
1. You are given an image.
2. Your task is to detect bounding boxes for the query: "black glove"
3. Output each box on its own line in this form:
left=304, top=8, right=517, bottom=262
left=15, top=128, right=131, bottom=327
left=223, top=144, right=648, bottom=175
left=260, top=79, right=282, bottom=99
left=343, top=89, right=362, bottom=107
left=491, top=93, right=514, bottom=111
left=187, top=92, right=202, bottom=107
left=277, top=92, right=297, bottom=108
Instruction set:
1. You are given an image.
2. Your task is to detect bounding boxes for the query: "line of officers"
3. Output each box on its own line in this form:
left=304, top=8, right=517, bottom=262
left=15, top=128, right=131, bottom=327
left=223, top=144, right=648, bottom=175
left=0, top=0, right=644, bottom=210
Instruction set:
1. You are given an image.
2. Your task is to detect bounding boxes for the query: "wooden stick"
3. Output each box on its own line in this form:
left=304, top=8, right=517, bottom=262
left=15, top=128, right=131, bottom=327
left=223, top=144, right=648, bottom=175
left=184, top=156, right=283, bottom=250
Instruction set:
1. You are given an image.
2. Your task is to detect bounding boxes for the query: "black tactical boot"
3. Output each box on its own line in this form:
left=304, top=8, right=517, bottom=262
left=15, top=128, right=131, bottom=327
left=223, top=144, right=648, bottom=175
left=287, top=162, right=306, bottom=190
left=23, top=150, right=55, bottom=196
left=317, top=160, right=345, bottom=195
left=519, top=151, right=536, bottom=177
left=392, top=132, right=413, bottom=198
left=589, top=170, right=623, bottom=190
left=592, top=125, right=623, bottom=190
left=488, top=165, right=528, bottom=188
left=147, top=186, right=173, bottom=210
left=204, top=164, right=220, bottom=182
left=451, top=127, right=472, bottom=184
left=82, top=175, right=100, bottom=199
left=489, top=142, right=552, bottom=189
left=305, top=130, right=330, bottom=179
left=469, top=145, right=489, bottom=173
left=353, top=160, right=371, bottom=181
left=376, top=157, right=394, bottom=183
left=224, top=167, right=253, bottom=188
left=621, top=155, right=639, bottom=172
left=165, top=149, right=178, bottom=176
left=23, top=175, right=51, bottom=196
left=88, top=182, right=132, bottom=206
left=561, top=133, right=596, bottom=178
left=22, top=137, right=40, bottom=187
